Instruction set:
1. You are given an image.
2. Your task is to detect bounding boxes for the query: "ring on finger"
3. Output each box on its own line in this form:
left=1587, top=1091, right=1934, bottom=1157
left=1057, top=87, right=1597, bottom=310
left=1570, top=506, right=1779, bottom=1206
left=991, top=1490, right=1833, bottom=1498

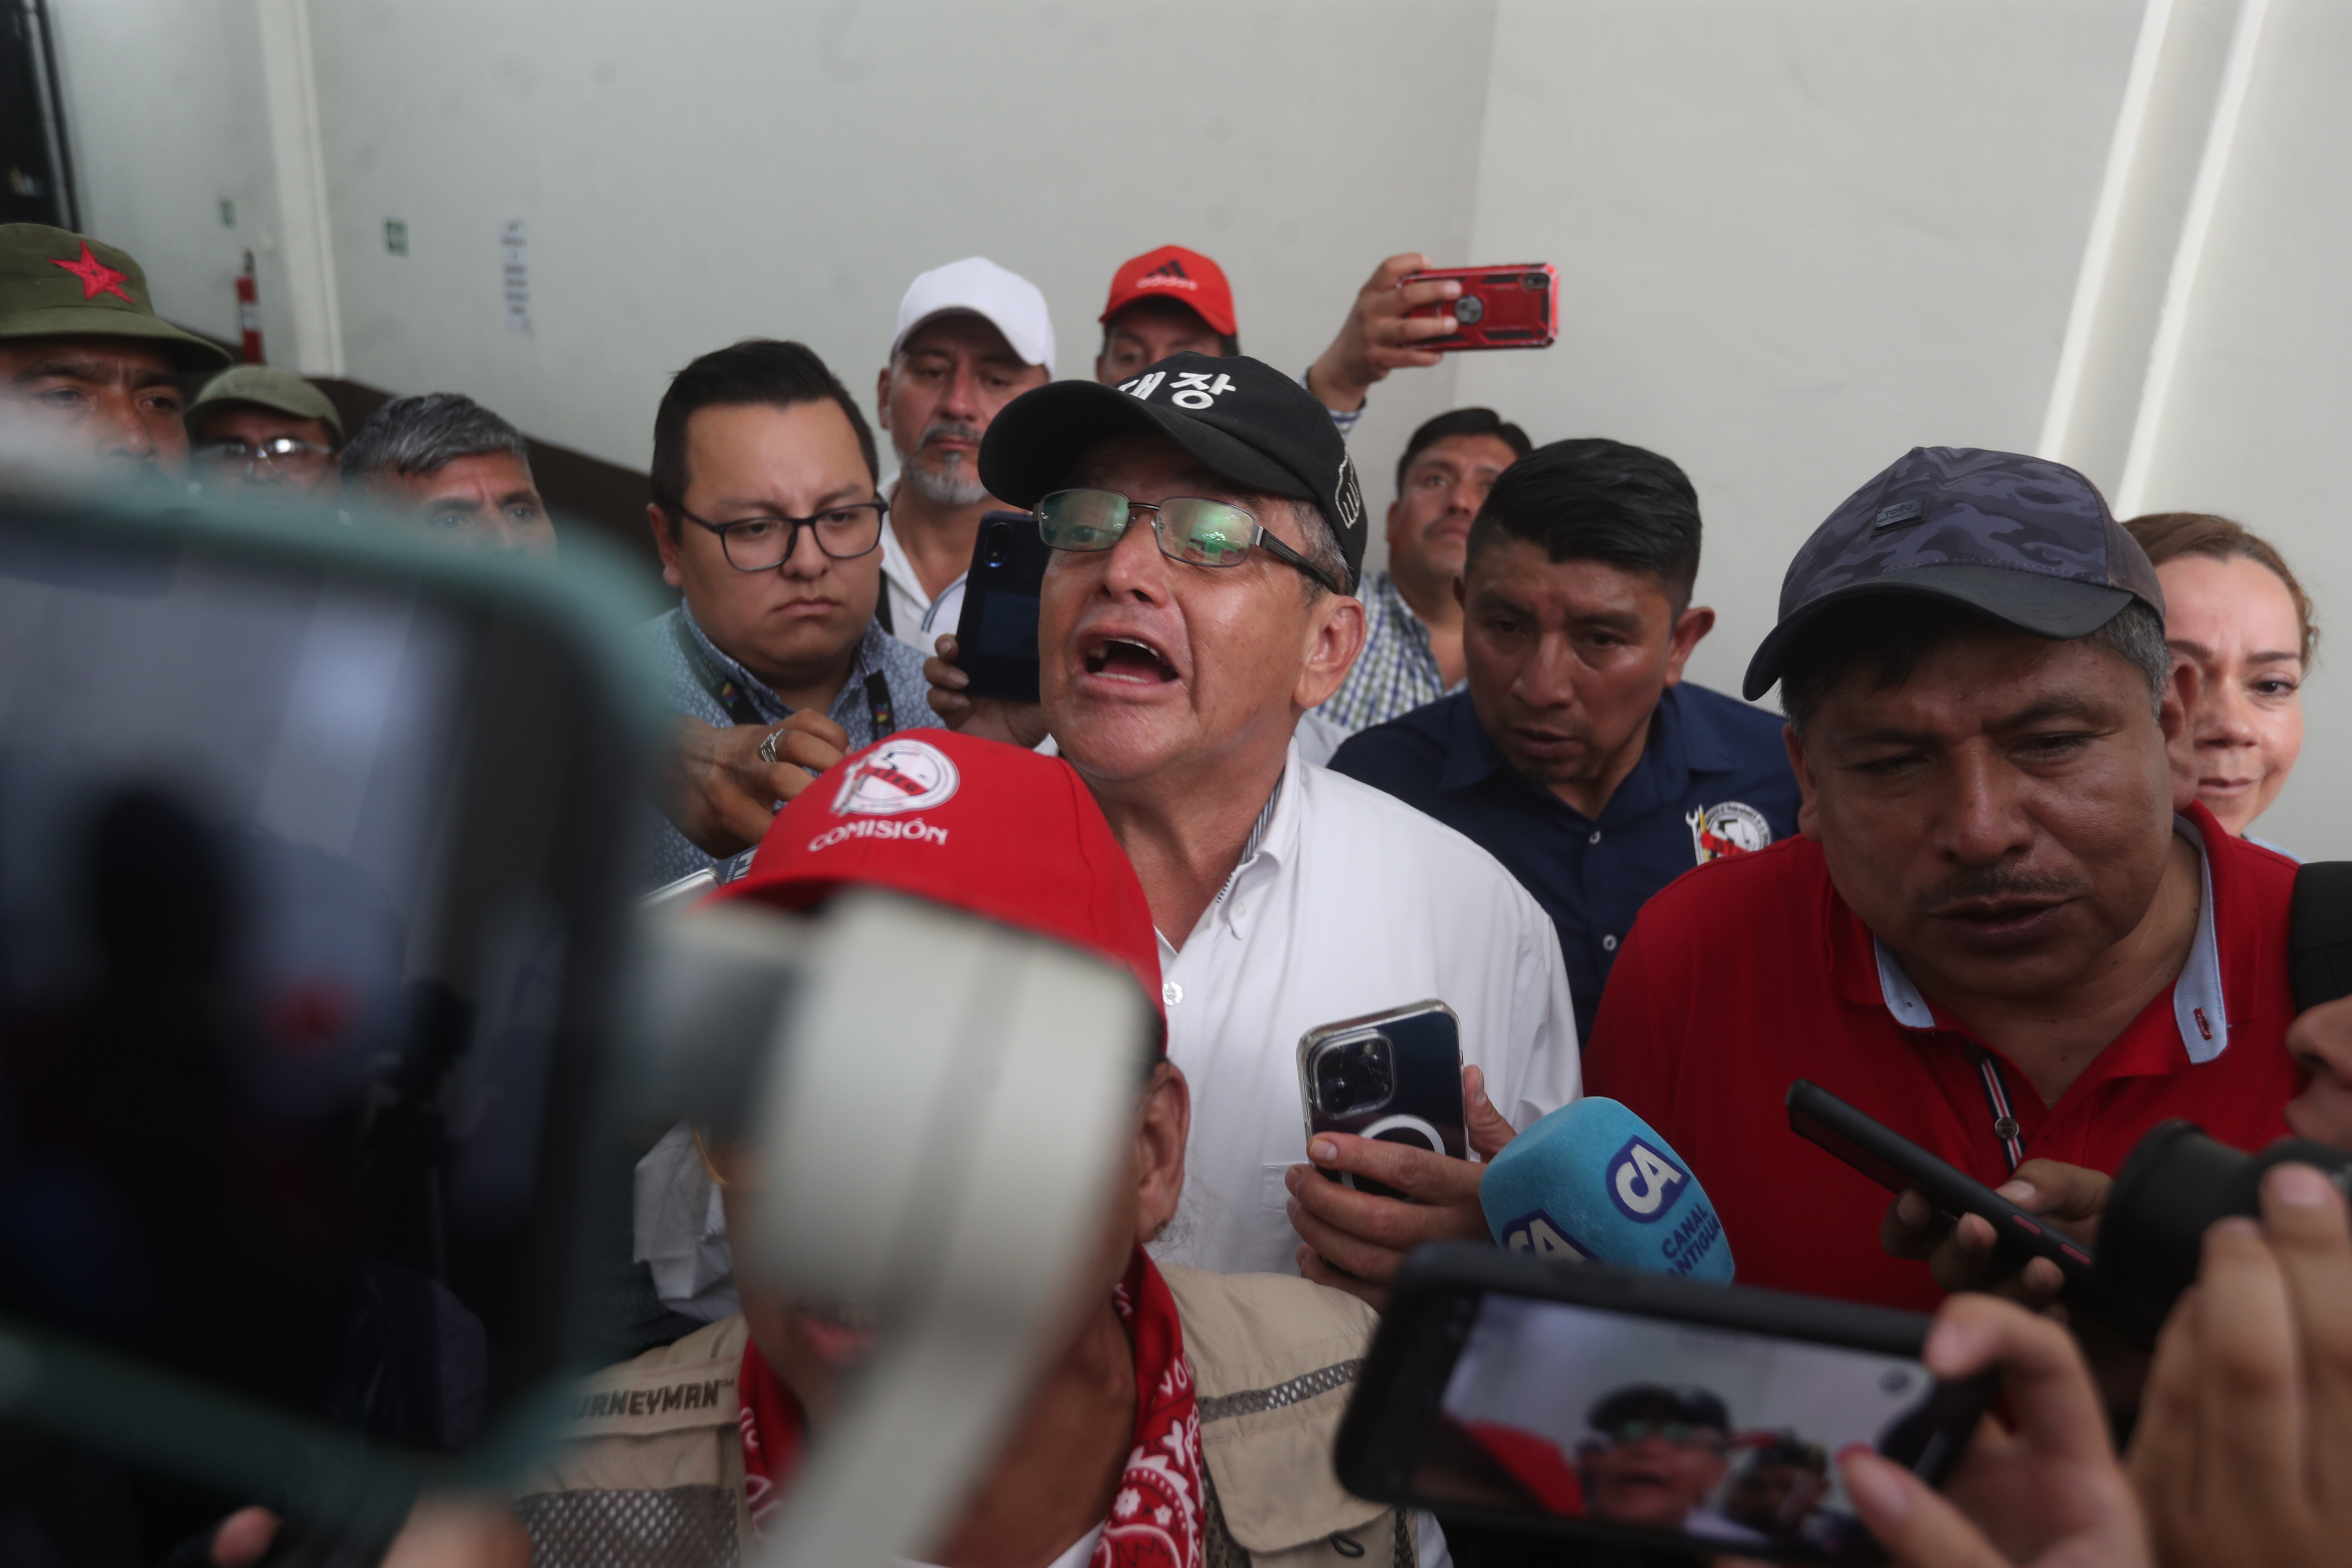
left=758, top=725, right=789, bottom=764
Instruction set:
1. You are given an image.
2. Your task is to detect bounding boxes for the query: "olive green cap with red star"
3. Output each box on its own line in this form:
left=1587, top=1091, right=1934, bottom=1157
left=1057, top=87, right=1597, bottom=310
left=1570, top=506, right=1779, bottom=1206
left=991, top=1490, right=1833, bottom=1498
left=0, top=224, right=230, bottom=370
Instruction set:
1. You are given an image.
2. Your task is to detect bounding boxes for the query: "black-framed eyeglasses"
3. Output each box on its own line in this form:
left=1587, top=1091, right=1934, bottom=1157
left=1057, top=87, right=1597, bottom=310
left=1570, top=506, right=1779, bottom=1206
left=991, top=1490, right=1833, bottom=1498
left=678, top=499, right=888, bottom=573
left=1034, top=488, right=1348, bottom=596
left=195, top=435, right=335, bottom=471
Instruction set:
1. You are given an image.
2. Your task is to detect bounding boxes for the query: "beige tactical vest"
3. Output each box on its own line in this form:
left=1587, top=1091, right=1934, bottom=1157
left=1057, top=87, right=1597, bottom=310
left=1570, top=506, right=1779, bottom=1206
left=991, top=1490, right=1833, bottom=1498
left=516, top=1268, right=1409, bottom=1568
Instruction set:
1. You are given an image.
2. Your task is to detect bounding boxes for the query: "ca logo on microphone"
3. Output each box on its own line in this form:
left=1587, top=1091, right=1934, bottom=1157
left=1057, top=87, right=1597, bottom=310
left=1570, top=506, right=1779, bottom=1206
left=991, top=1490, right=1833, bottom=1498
left=1606, top=1136, right=1690, bottom=1223
left=1500, top=1208, right=1593, bottom=1261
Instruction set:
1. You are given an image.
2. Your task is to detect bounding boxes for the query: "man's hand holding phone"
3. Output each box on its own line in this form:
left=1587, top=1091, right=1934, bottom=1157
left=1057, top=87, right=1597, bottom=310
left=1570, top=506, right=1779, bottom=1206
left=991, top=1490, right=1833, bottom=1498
left=1303, top=252, right=1462, bottom=415
left=924, top=632, right=1050, bottom=748
left=1836, top=1294, right=2152, bottom=1568
left=1880, top=1158, right=2113, bottom=1306
left=1286, top=1063, right=1517, bottom=1309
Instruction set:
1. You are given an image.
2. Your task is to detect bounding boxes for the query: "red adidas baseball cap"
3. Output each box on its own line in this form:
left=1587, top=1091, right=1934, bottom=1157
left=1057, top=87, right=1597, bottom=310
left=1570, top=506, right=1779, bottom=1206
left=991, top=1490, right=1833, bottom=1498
left=1099, top=245, right=1237, bottom=339
left=713, top=731, right=1164, bottom=1044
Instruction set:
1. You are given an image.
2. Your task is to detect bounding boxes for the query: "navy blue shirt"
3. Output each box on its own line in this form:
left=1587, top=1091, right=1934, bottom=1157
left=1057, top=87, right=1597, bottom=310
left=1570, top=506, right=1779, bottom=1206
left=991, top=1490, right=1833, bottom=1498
left=1329, top=683, right=1801, bottom=1042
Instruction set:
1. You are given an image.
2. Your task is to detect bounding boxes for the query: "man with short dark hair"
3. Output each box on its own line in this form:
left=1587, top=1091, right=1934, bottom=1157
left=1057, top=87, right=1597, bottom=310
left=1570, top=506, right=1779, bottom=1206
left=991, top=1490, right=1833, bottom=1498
left=642, top=337, right=939, bottom=887
left=0, top=223, right=227, bottom=493
left=872, top=258, right=1055, bottom=649
left=1316, top=408, right=1533, bottom=748
left=340, top=392, right=553, bottom=554
left=1723, top=1433, right=1853, bottom=1550
left=928, top=353, right=1577, bottom=1301
left=1332, top=439, right=1797, bottom=1040
left=1583, top=447, right=2313, bottom=1314
left=186, top=364, right=343, bottom=508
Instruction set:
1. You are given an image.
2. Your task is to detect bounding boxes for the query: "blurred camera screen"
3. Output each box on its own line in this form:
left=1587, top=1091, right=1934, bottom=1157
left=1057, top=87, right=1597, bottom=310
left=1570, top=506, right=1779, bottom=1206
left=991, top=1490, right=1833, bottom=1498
left=0, top=531, right=571, bottom=1455
left=1420, top=1294, right=1953, bottom=1561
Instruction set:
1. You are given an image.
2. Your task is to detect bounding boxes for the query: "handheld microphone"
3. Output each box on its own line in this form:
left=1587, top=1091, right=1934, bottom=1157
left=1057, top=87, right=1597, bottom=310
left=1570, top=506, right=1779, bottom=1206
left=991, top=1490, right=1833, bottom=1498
left=1479, top=1097, right=1734, bottom=1282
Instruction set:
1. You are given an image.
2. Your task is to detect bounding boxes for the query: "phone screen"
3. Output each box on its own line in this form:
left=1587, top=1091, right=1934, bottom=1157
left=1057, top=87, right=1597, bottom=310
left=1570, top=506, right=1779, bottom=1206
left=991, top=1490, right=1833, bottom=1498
left=0, top=527, right=599, bottom=1464
left=1413, top=1292, right=1963, bottom=1560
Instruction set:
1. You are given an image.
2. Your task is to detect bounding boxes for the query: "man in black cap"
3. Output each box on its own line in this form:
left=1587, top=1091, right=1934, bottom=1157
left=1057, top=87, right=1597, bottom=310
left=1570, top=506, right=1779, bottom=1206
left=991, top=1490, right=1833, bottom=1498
left=1583, top=447, right=2311, bottom=1315
left=925, top=353, right=1578, bottom=1305
left=0, top=223, right=228, bottom=493
left=1583, top=1384, right=1762, bottom=1543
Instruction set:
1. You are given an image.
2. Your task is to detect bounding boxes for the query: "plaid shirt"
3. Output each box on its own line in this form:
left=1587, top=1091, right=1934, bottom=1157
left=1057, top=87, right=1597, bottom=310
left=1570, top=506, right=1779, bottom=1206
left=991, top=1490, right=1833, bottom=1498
left=1315, top=570, right=1453, bottom=735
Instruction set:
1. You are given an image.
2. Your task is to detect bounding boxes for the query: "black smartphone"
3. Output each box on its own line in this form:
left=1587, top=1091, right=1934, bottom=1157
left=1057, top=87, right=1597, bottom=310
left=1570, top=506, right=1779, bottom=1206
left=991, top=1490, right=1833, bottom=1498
left=951, top=508, right=1051, bottom=703
left=1784, top=1080, right=2157, bottom=1342
left=1298, top=1000, right=1466, bottom=1201
left=1336, top=1243, right=1995, bottom=1563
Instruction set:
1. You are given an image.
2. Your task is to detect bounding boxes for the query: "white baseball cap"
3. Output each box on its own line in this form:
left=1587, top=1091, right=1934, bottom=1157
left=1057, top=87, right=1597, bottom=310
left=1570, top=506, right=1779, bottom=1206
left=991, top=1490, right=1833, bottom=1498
left=888, top=257, right=1055, bottom=376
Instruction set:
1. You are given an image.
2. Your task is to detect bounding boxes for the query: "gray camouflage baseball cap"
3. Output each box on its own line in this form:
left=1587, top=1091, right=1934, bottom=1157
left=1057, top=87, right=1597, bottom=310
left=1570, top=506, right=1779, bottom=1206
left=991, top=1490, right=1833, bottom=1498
left=1742, top=446, right=2166, bottom=700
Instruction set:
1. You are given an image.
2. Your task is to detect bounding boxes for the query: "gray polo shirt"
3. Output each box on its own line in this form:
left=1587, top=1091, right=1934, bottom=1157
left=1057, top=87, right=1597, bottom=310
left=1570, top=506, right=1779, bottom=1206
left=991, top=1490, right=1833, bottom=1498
left=636, top=603, right=942, bottom=887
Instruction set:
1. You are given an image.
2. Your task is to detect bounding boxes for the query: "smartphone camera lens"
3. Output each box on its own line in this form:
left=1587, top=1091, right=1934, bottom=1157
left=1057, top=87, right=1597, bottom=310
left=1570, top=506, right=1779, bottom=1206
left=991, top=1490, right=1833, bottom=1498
left=1525, top=271, right=1550, bottom=291
left=983, top=522, right=1011, bottom=568
left=1452, top=294, right=1485, bottom=327
left=1315, top=1034, right=1396, bottom=1116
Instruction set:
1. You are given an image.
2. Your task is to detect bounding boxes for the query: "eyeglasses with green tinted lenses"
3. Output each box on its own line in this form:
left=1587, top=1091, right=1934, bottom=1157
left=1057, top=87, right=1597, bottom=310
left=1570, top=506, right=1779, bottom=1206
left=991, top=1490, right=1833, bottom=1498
left=1034, top=488, right=1348, bottom=595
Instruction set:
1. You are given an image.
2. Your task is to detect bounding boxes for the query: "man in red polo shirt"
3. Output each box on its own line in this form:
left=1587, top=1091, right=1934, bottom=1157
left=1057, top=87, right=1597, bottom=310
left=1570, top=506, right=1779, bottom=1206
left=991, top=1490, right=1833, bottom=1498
left=1581, top=446, right=2308, bottom=1314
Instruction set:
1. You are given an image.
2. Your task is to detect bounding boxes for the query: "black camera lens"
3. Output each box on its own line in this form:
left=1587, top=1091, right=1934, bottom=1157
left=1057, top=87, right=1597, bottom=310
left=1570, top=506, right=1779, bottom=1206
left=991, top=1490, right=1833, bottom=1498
left=1524, top=271, right=1550, bottom=291
left=983, top=521, right=1011, bottom=567
left=2096, top=1120, right=2352, bottom=1324
left=1315, top=1035, right=1394, bottom=1117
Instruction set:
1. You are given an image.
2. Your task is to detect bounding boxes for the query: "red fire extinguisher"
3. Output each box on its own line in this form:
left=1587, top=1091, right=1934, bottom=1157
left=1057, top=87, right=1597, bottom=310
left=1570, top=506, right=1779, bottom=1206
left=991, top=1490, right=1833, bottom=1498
left=236, top=250, right=264, bottom=364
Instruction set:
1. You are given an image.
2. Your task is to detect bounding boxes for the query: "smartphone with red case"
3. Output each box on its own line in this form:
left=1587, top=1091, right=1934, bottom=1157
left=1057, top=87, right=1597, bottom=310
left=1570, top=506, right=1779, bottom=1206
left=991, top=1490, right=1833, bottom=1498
left=1401, top=264, right=1559, bottom=351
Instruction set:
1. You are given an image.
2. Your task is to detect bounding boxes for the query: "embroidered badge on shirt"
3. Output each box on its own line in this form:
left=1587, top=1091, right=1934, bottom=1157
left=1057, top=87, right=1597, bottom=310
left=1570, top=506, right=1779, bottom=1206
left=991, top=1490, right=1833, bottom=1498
left=831, top=737, right=960, bottom=815
left=1685, top=801, right=1771, bottom=865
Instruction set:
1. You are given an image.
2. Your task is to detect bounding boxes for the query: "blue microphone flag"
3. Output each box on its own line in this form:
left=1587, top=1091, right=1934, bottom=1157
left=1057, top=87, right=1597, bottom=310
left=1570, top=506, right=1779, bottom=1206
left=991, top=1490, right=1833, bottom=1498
left=1481, top=1097, right=1733, bottom=1282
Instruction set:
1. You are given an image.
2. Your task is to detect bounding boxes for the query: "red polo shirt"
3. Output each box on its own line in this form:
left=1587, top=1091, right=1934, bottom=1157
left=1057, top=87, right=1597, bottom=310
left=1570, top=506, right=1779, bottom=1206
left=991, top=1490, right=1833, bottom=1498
left=1580, top=802, right=2307, bottom=1312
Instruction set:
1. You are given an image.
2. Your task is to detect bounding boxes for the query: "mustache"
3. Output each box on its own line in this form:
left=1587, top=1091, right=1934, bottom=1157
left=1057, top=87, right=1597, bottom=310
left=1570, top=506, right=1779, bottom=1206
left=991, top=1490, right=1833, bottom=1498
left=918, top=419, right=982, bottom=452
left=1916, top=866, right=2088, bottom=914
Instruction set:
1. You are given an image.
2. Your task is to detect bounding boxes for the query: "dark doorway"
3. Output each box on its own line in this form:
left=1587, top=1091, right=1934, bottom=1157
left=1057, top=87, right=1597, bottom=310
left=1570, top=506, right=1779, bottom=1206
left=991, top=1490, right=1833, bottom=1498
left=0, top=0, right=75, bottom=229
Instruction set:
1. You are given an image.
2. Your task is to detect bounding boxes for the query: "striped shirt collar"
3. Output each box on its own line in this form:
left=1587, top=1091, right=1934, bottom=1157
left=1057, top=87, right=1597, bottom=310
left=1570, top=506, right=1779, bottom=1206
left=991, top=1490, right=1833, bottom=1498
left=1215, top=767, right=1287, bottom=907
left=1873, top=813, right=2227, bottom=1063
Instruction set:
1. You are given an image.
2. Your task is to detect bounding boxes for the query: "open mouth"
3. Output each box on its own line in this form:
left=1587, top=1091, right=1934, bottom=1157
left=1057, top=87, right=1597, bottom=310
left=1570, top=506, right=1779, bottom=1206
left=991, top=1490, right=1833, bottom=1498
left=1083, top=634, right=1179, bottom=684
left=795, top=1299, right=881, bottom=1365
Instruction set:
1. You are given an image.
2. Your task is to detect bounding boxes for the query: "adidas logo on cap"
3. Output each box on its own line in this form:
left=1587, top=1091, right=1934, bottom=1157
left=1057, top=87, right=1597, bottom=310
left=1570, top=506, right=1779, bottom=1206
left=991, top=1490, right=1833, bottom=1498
left=1137, top=258, right=1197, bottom=293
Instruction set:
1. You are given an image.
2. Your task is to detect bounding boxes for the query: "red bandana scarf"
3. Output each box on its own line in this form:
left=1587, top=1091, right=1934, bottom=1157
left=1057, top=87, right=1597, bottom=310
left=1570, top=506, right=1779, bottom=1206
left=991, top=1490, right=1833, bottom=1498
left=736, top=1333, right=806, bottom=1537
left=735, top=1247, right=1205, bottom=1568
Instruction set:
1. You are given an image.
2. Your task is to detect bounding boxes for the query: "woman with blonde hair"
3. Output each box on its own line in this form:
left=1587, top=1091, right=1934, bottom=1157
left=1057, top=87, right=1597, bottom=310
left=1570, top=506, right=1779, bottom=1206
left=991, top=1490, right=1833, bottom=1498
left=2125, top=511, right=2315, bottom=842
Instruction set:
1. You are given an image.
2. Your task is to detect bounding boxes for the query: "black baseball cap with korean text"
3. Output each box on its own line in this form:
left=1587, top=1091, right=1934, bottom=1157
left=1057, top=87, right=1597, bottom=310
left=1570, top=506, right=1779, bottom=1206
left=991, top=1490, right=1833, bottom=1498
left=1743, top=445, right=2166, bottom=700
left=977, top=352, right=1369, bottom=592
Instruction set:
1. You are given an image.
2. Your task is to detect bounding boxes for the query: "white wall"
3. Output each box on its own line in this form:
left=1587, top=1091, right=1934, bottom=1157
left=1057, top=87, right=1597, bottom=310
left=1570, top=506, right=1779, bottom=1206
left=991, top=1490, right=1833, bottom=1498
left=301, top=0, right=1499, bottom=495
left=1455, top=0, right=2143, bottom=723
left=2125, top=0, right=2352, bottom=852
left=48, top=0, right=309, bottom=359
left=46, top=0, right=2352, bottom=853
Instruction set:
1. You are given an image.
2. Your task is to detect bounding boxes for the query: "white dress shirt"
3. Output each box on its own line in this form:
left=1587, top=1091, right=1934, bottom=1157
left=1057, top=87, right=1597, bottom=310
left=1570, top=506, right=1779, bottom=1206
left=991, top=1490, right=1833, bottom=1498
left=876, top=475, right=970, bottom=652
left=1149, top=742, right=1582, bottom=1277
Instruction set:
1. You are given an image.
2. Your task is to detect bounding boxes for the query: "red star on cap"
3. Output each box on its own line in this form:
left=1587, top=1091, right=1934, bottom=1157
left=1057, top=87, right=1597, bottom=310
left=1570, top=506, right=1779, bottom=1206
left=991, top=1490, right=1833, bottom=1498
left=49, top=242, right=133, bottom=304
